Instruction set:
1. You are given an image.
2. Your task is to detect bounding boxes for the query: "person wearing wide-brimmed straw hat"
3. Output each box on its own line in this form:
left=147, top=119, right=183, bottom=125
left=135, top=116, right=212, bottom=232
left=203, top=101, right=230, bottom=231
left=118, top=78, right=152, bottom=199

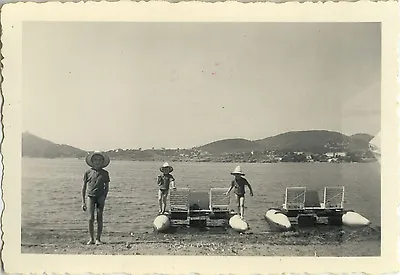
left=225, top=165, right=254, bottom=219
left=157, top=162, right=176, bottom=214
left=82, top=151, right=111, bottom=245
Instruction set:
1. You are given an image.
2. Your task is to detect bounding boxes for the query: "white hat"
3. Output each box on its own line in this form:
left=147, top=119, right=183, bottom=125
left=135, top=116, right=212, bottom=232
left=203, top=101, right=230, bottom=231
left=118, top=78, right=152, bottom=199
left=85, top=151, right=110, bottom=168
left=231, top=165, right=245, bottom=176
left=160, top=162, right=173, bottom=173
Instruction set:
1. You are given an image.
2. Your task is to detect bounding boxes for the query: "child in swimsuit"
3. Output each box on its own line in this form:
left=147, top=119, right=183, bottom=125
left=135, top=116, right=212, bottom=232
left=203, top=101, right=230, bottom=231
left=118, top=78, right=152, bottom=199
left=226, top=165, right=253, bottom=219
left=157, top=162, right=176, bottom=214
left=82, top=151, right=110, bottom=245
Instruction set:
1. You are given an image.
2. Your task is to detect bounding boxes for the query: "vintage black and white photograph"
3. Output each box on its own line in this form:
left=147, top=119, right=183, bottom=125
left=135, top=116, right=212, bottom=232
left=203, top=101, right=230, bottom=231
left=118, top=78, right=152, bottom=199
left=19, top=20, right=382, bottom=256
left=1, top=2, right=398, bottom=274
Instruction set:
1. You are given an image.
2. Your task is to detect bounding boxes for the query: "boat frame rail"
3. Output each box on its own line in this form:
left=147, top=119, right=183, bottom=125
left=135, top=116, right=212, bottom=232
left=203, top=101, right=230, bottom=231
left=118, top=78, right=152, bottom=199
left=168, top=187, right=234, bottom=227
left=280, top=186, right=346, bottom=226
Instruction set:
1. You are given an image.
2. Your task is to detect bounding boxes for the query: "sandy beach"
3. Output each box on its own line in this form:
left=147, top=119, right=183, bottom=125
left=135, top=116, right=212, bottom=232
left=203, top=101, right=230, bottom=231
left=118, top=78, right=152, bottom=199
left=21, top=225, right=380, bottom=256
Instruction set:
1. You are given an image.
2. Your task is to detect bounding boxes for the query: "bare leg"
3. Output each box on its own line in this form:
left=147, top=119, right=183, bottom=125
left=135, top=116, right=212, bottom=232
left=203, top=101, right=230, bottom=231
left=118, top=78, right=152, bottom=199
left=96, top=208, right=103, bottom=244
left=239, top=196, right=245, bottom=219
left=161, top=191, right=168, bottom=214
left=95, top=196, right=106, bottom=244
left=88, top=220, right=95, bottom=244
left=236, top=194, right=240, bottom=215
left=87, top=197, right=95, bottom=244
left=158, top=190, right=163, bottom=214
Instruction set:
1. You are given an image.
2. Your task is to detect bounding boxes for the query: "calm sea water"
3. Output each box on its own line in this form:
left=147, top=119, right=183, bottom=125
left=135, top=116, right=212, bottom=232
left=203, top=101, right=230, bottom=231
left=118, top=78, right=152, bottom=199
left=22, top=158, right=381, bottom=234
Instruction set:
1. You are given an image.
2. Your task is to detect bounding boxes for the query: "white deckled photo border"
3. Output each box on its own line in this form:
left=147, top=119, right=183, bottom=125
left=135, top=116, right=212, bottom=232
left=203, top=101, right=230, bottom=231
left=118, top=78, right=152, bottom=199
left=1, top=1, right=399, bottom=274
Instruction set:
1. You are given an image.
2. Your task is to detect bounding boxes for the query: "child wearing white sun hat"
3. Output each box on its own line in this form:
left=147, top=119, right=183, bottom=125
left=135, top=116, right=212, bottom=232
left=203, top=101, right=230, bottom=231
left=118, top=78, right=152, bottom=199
left=226, top=165, right=254, bottom=219
left=157, top=162, right=176, bottom=214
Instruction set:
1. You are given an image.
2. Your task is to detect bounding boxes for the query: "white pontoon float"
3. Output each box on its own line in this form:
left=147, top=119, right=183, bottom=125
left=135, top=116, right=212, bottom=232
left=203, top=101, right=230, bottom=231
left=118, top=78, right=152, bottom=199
left=265, top=186, right=371, bottom=230
left=153, top=188, right=248, bottom=232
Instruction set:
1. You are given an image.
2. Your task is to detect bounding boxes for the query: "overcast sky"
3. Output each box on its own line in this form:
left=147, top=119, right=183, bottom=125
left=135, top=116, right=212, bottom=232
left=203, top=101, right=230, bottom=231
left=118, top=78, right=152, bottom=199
left=22, top=22, right=381, bottom=151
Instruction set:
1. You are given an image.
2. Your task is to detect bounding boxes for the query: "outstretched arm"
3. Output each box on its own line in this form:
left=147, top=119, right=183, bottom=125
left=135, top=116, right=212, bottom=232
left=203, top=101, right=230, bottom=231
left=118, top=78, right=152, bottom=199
left=170, top=176, right=176, bottom=190
left=247, top=183, right=254, bottom=196
left=104, top=181, right=109, bottom=198
left=82, top=181, right=87, bottom=211
left=171, top=180, right=176, bottom=190
left=104, top=172, right=110, bottom=198
left=225, top=185, right=233, bottom=196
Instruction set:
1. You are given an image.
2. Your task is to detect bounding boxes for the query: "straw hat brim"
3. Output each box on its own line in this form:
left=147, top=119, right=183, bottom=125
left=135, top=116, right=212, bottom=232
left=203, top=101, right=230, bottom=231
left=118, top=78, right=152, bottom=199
left=160, top=166, right=173, bottom=173
left=231, top=172, right=245, bottom=176
left=86, top=152, right=110, bottom=168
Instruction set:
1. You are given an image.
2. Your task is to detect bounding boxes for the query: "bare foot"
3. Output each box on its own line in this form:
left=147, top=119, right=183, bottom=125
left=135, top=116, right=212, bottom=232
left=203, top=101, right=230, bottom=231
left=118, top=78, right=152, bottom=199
left=95, top=240, right=103, bottom=245
left=87, top=240, right=95, bottom=245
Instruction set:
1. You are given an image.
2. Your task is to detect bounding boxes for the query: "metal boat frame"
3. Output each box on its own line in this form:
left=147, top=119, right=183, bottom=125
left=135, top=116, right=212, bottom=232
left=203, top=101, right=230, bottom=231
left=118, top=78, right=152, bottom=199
left=167, top=187, right=234, bottom=227
left=280, top=186, right=346, bottom=226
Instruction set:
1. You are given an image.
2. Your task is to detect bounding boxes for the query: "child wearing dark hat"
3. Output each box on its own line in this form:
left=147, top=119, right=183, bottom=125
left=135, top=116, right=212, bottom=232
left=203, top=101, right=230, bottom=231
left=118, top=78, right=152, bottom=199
left=82, top=151, right=110, bottom=245
left=157, top=162, right=176, bottom=214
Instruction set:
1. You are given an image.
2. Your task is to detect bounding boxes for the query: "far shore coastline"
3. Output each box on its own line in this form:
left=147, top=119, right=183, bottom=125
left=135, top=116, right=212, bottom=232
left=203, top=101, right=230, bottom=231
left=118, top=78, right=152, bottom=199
left=22, top=156, right=378, bottom=164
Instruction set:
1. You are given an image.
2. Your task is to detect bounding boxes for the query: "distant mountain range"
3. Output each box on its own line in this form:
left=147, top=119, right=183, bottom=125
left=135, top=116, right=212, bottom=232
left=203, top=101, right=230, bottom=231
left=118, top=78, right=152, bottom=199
left=22, top=130, right=374, bottom=159
left=22, top=132, right=87, bottom=158
left=197, top=130, right=373, bottom=155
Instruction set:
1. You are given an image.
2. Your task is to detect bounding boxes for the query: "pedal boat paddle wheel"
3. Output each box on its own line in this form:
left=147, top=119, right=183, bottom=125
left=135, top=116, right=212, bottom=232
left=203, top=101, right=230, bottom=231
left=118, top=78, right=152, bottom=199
left=265, top=186, right=371, bottom=230
left=153, top=188, right=249, bottom=233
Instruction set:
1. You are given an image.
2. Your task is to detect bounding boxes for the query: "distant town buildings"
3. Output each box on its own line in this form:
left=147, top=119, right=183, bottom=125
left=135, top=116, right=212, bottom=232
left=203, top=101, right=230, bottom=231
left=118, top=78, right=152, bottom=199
left=103, top=147, right=376, bottom=163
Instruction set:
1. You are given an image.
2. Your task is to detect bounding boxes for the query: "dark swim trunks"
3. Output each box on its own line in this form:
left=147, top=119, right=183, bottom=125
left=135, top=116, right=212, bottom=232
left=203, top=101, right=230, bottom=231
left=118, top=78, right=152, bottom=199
left=157, top=174, right=175, bottom=191
left=88, top=195, right=106, bottom=208
left=87, top=195, right=106, bottom=220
